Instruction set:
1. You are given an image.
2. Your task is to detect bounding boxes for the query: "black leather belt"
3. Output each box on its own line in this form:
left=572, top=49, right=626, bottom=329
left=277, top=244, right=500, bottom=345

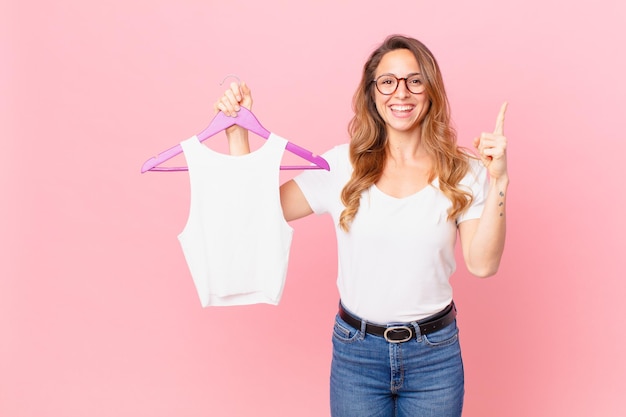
left=338, top=301, right=457, bottom=343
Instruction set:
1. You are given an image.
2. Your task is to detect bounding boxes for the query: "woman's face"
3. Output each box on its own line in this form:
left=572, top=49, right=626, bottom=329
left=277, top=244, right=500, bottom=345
left=373, top=48, right=430, bottom=137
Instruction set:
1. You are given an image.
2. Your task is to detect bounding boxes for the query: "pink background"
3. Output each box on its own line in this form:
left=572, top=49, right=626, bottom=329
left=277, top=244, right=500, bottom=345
left=2, top=0, right=625, bottom=416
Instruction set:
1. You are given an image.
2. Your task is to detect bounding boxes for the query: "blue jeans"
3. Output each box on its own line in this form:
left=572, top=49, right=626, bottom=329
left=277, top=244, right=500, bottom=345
left=330, top=308, right=464, bottom=417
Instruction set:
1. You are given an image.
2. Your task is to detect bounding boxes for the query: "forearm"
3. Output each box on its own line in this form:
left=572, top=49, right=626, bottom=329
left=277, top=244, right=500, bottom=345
left=466, top=175, right=509, bottom=277
left=227, top=126, right=250, bottom=155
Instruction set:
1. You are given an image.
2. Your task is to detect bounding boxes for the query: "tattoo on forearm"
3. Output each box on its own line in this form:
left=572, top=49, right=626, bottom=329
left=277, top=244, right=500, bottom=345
left=499, top=191, right=505, bottom=217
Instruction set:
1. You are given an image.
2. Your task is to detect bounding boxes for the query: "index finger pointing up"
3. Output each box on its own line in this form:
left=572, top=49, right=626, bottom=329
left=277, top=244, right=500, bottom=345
left=494, top=102, right=508, bottom=135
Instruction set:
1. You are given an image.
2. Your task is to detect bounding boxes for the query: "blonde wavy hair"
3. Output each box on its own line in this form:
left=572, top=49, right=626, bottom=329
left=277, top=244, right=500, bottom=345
left=339, top=35, right=473, bottom=231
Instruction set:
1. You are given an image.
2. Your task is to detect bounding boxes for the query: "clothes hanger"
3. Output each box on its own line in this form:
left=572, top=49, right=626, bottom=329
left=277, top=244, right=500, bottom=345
left=142, top=75, right=329, bottom=172
left=141, top=107, right=330, bottom=172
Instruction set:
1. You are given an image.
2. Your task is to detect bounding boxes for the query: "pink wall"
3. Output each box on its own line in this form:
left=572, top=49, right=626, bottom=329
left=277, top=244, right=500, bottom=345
left=2, top=0, right=625, bottom=416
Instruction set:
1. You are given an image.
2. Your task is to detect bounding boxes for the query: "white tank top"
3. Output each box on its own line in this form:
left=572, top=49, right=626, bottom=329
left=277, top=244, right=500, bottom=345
left=178, top=134, right=293, bottom=307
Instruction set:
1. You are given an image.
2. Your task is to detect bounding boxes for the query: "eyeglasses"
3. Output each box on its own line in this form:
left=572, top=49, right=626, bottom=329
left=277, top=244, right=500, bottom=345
left=372, top=74, right=425, bottom=95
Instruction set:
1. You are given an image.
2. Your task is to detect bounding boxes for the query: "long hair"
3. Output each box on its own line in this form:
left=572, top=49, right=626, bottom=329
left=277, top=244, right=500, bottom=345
left=339, top=34, right=473, bottom=231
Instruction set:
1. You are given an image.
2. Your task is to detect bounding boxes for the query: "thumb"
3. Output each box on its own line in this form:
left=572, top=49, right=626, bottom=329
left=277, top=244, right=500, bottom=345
left=240, top=81, right=253, bottom=109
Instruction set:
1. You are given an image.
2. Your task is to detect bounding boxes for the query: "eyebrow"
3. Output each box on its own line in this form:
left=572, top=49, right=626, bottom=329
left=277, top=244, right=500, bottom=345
left=379, top=72, right=422, bottom=78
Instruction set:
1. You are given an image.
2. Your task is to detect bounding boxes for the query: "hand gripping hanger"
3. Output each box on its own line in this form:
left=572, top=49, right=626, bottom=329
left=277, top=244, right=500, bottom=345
left=140, top=107, right=330, bottom=172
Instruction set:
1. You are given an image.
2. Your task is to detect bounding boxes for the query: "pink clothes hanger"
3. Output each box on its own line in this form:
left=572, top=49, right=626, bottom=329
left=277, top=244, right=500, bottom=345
left=141, top=107, right=330, bottom=172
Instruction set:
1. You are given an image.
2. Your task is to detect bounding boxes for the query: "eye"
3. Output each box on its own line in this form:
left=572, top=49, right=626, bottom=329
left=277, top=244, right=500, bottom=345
left=379, top=76, right=395, bottom=85
left=407, top=76, right=422, bottom=85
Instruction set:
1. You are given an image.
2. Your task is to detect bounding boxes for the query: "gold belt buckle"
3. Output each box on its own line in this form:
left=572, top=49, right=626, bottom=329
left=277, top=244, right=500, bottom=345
left=383, top=326, right=413, bottom=343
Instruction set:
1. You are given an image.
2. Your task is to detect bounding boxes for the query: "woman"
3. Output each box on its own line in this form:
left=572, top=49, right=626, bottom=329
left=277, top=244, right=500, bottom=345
left=216, top=34, right=508, bottom=417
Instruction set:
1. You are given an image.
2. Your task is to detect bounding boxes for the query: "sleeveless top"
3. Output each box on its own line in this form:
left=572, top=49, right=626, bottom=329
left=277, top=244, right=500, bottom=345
left=178, top=134, right=293, bottom=307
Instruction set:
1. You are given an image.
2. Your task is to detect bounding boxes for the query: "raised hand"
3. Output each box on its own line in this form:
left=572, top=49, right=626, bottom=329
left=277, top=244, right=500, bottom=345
left=212, top=81, right=254, bottom=140
left=473, top=102, right=508, bottom=180
left=214, top=81, right=253, bottom=117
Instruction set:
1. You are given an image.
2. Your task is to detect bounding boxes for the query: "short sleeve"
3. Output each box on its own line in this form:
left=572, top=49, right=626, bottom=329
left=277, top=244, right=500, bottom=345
left=293, top=144, right=350, bottom=215
left=456, top=158, right=489, bottom=224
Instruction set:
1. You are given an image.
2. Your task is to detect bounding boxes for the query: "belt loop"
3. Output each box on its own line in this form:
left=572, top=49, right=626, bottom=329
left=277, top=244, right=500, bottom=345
left=410, top=321, right=423, bottom=341
left=358, top=318, right=367, bottom=341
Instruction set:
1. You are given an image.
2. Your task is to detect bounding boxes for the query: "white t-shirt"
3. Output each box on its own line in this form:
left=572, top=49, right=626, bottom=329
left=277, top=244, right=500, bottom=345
left=178, top=134, right=293, bottom=307
left=294, top=144, right=488, bottom=323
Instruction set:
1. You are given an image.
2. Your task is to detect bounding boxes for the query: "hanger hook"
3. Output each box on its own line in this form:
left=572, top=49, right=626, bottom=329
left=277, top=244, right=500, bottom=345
left=219, top=74, right=241, bottom=86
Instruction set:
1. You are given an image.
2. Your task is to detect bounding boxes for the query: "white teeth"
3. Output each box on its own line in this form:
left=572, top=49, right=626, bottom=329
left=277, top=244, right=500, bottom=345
left=390, top=105, right=413, bottom=111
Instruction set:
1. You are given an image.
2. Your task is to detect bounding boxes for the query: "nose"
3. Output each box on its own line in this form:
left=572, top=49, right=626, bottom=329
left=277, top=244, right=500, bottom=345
left=394, top=79, right=411, bottom=97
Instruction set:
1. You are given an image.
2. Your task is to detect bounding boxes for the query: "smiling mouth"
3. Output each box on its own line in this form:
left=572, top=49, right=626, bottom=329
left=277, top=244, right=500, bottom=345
left=390, top=105, right=414, bottom=112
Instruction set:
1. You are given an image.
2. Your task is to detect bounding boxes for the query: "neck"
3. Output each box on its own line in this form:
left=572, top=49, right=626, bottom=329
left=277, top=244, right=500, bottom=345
left=386, top=130, right=426, bottom=165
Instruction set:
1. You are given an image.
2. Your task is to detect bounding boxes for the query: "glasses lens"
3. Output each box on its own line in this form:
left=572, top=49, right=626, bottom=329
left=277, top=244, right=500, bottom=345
left=406, top=75, right=425, bottom=94
left=376, top=76, right=398, bottom=95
